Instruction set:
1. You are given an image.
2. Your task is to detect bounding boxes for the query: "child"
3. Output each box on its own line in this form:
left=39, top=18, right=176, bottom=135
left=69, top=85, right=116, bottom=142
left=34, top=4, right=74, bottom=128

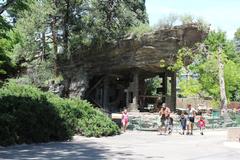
left=121, top=108, right=129, bottom=132
left=166, top=116, right=173, bottom=134
left=179, top=112, right=187, bottom=135
left=198, top=116, right=205, bottom=135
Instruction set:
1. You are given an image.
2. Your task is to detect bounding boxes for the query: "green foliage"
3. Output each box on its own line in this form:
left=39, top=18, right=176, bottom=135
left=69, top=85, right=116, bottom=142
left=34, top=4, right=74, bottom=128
left=145, top=76, right=161, bottom=96
left=0, top=82, right=120, bottom=146
left=6, top=0, right=148, bottom=86
left=0, top=82, right=73, bottom=146
left=224, top=60, right=240, bottom=101
left=176, top=31, right=240, bottom=106
left=26, top=61, right=55, bottom=87
left=234, top=27, right=240, bottom=40
left=0, top=31, right=18, bottom=80
left=181, top=15, right=209, bottom=33
left=204, top=31, right=227, bottom=52
left=178, top=77, right=202, bottom=97
left=195, top=31, right=240, bottom=102
left=156, top=13, right=209, bottom=33
left=156, top=13, right=179, bottom=29
left=0, top=18, right=13, bottom=79
left=48, top=96, right=120, bottom=137
left=128, top=23, right=153, bottom=39
left=168, top=47, right=193, bottom=71
left=0, top=52, right=15, bottom=79
left=13, top=0, right=55, bottom=63
left=180, top=14, right=194, bottom=25
left=0, top=0, right=32, bottom=80
left=72, top=0, right=148, bottom=48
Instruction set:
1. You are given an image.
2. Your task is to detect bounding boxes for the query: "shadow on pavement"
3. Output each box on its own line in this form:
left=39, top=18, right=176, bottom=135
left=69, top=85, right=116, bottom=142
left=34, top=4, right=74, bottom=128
left=0, top=141, right=132, bottom=160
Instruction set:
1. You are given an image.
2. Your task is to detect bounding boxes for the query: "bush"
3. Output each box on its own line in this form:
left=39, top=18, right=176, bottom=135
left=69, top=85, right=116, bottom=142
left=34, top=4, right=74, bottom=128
left=128, top=23, right=153, bottom=39
left=0, top=82, right=120, bottom=146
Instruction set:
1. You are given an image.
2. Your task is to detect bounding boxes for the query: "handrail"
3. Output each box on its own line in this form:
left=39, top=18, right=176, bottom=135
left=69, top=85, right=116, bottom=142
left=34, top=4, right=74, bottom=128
left=85, top=76, right=105, bottom=97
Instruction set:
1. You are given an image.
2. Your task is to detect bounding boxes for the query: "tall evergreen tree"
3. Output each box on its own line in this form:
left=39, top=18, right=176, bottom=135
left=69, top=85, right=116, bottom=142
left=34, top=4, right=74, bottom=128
left=8, top=0, right=148, bottom=85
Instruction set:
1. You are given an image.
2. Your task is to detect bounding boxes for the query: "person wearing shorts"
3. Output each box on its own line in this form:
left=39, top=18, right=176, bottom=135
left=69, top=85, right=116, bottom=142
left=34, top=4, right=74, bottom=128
left=187, top=104, right=196, bottom=135
left=179, top=112, right=187, bottom=135
left=159, top=103, right=171, bottom=135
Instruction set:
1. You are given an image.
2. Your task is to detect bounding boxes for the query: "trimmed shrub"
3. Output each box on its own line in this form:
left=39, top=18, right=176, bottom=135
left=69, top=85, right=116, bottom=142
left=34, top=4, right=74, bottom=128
left=47, top=96, right=120, bottom=137
left=0, top=82, right=120, bottom=146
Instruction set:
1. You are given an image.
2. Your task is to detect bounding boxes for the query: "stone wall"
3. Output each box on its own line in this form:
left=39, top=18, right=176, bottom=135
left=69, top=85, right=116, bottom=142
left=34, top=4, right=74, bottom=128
left=61, top=67, right=89, bottom=98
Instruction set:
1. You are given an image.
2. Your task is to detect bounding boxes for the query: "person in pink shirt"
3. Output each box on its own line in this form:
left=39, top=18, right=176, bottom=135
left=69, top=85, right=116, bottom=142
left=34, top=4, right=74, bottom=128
left=121, top=108, right=129, bottom=132
left=198, top=116, right=206, bottom=135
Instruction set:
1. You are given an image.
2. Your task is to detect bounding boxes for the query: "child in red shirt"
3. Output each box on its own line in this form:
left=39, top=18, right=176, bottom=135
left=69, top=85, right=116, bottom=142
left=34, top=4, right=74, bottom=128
left=198, top=116, right=205, bottom=135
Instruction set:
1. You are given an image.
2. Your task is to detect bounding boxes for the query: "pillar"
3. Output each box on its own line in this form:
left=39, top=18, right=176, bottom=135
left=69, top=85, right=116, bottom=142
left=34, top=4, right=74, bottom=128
left=103, top=76, right=109, bottom=112
left=159, top=72, right=167, bottom=103
left=129, top=72, right=139, bottom=112
left=171, top=72, right=177, bottom=111
left=124, top=89, right=129, bottom=108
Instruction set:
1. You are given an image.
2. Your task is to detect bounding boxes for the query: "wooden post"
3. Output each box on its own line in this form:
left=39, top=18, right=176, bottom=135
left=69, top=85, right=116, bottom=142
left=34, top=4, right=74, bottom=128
left=103, top=76, right=109, bottom=112
left=171, top=72, right=177, bottom=111
left=159, top=72, right=167, bottom=104
left=124, top=89, right=129, bottom=108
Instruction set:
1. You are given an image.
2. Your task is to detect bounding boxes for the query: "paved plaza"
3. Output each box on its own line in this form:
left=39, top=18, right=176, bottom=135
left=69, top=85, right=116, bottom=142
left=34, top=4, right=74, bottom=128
left=0, top=130, right=240, bottom=160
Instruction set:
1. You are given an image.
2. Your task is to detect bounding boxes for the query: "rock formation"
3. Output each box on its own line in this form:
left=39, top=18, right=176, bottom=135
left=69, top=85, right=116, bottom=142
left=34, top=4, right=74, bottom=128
left=57, top=24, right=208, bottom=112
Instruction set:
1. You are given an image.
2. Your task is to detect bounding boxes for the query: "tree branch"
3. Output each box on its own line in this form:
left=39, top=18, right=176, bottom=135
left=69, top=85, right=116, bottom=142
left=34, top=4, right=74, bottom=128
left=0, top=0, right=17, bottom=14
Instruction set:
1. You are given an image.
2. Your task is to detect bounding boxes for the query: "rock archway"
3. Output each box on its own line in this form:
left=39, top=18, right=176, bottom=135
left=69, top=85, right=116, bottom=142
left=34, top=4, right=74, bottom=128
left=57, top=24, right=208, bottom=113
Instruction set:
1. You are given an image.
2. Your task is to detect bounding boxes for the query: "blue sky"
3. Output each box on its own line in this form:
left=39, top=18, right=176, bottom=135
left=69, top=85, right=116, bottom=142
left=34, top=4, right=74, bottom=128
left=145, top=0, right=240, bottom=39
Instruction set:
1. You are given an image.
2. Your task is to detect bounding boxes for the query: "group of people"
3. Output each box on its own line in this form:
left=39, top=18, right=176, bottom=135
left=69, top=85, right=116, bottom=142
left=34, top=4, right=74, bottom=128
left=159, top=103, right=205, bottom=135
left=120, top=103, right=206, bottom=135
left=179, top=104, right=205, bottom=135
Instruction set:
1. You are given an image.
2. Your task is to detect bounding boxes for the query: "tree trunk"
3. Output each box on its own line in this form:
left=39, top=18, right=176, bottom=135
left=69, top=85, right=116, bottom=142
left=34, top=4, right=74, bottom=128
left=217, top=47, right=227, bottom=110
left=63, top=0, right=70, bottom=56
left=41, top=32, right=46, bottom=61
left=50, top=13, right=58, bottom=75
left=217, top=47, right=232, bottom=125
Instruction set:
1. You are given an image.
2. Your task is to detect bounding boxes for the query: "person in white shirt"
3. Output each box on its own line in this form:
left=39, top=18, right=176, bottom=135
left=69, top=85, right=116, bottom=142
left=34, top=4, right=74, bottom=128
left=186, top=104, right=196, bottom=135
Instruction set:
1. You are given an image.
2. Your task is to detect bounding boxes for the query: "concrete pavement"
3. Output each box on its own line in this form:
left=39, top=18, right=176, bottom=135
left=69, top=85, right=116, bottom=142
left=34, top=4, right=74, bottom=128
left=0, top=130, right=239, bottom=160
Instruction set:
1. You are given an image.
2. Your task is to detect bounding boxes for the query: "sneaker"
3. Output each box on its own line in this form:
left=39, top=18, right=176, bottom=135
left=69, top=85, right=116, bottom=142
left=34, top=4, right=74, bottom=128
left=186, top=132, right=189, bottom=135
left=201, top=132, right=204, bottom=135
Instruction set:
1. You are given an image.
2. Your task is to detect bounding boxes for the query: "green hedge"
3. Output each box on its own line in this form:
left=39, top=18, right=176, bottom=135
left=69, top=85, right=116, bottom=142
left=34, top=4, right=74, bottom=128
left=0, top=82, right=120, bottom=146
